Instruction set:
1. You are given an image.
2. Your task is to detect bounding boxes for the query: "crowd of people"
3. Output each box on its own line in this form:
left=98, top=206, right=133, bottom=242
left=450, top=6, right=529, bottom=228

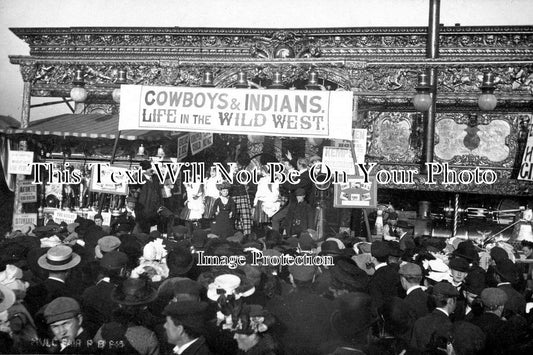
left=1, top=157, right=533, bottom=355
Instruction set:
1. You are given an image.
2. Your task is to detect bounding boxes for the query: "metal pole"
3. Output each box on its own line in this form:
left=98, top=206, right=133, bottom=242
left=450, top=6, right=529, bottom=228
left=98, top=131, right=121, bottom=214
left=453, top=193, right=459, bottom=238
left=424, top=0, right=440, bottom=169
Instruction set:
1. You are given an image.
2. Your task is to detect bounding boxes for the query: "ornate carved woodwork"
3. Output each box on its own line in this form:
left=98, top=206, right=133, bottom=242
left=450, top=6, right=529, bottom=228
left=7, top=25, right=533, bottom=196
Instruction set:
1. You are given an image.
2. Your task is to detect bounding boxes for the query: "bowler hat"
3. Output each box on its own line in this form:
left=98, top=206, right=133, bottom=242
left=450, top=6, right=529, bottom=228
left=163, top=300, right=208, bottom=331
left=453, top=240, right=479, bottom=262
left=451, top=321, right=486, bottom=355
left=371, top=241, right=390, bottom=259
left=480, top=287, right=508, bottom=308
left=433, top=281, right=459, bottom=297
left=463, top=271, right=486, bottom=295
left=319, top=240, right=343, bottom=256
left=44, top=297, right=80, bottom=324
left=449, top=257, right=470, bottom=273
left=494, top=258, right=517, bottom=283
left=111, top=278, right=157, bottom=306
left=37, top=245, right=81, bottom=271
left=100, top=251, right=129, bottom=271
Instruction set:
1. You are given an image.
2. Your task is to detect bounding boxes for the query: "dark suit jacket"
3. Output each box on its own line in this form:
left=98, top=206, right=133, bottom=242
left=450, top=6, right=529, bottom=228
left=498, top=283, right=526, bottom=316
left=81, top=280, right=118, bottom=336
left=369, top=265, right=401, bottom=308
left=25, top=278, right=73, bottom=316
left=181, top=336, right=213, bottom=355
left=471, top=312, right=515, bottom=355
left=266, top=287, right=334, bottom=355
left=410, top=309, right=452, bottom=352
left=403, top=287, right=429, bottom=320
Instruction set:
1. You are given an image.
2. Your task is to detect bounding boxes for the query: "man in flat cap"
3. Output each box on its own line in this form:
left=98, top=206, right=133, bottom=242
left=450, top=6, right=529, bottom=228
left=470, top=288, right=516, bottom=354
left=163, top=300, right=212, bottom=355
left=399, top=262, right=429, bottom=319
left=42, top=297, right=93, bottom=354
left=411, top=282, right=458, bottom=352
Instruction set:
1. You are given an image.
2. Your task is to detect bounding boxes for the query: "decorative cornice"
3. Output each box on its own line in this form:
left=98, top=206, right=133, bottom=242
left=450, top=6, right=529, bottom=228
left=10, top=26, right=533, bottom=61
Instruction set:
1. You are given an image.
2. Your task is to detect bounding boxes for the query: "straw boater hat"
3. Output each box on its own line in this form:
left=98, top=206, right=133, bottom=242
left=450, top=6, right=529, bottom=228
left=37, top=245, right=81, bottom=271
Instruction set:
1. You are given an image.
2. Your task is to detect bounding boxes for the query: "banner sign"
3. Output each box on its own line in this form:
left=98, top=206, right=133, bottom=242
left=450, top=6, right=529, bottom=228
left=322, top=147, right=356, bottom=175
left=333, top=176, right=377, bottom=209
left=19, top=180, right=37, bottom=203
left=89, top=165, right=129, bottom=195
left=53, top=210, right=78, bottom=224
left=119, top=85, right=354, bottom=139
left=8, top=150, right=33, bottom=175
left=177, top=134, right=190, bottom=161
left=518, top=123, right=533, bottom=181
left=13, top=213, right=38, bottom=231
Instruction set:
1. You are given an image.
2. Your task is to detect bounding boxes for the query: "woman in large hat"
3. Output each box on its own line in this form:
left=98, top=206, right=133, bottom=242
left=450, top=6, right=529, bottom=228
left=93, top=278, right=160, bottom=354
left=225, top=304, right=282, bottom=355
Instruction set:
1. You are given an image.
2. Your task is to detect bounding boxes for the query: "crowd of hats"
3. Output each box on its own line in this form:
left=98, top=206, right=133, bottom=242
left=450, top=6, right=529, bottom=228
left=1, top=210, right=533, bottom=354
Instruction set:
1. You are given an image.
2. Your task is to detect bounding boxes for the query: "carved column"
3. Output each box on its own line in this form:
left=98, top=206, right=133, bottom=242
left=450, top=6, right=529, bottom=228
left=12, top=65, right=35, bottom=226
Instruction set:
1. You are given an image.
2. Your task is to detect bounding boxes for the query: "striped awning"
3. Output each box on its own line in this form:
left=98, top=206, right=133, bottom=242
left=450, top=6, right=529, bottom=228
left=0, top=114, right=162, bottom=141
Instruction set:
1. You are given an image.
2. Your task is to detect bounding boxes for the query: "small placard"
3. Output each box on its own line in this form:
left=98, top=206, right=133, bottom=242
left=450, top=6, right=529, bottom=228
left=19, top=180, right=37, bottom=203
left=333, top=176, right=377, bottom=209
left=8, top=151, right=33, bottom=175
left=53, top=210, right=78, bottom=224
left=13, top=213, right=38, bottom=231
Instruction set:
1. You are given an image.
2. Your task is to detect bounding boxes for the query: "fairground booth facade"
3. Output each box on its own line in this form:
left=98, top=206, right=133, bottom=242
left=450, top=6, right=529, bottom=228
left=1, top=4, right=533, bottom=241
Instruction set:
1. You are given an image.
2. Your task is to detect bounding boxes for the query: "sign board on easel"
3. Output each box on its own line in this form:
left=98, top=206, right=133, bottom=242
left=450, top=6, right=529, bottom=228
left=333, top=176, right=377, bottom=209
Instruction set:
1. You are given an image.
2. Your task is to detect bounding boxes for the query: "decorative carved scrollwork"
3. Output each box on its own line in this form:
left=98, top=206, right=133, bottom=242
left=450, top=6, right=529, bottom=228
left=364, top=112, right=421, bottom=163
left=250, top=30, right=321, bottom=59
left=434, top=113, right=516, bottom=169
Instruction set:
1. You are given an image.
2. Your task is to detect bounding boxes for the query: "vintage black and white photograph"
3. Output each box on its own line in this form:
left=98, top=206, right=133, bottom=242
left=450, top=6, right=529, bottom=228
left=0, top=0, right=532, bottom=354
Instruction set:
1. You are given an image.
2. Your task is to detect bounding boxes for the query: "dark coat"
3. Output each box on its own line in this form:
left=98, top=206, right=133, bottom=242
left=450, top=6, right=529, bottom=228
left=410, top=309, right=452, bottom=352
left=181, top=336, right=213, bottom=355
left=136, top=176, right=162, bottom=225
left=266, top=287, right=334, bottom=355
left=369, top=265, right=401, bottom=308
left=470, top=312, right=515, bottom=355
left=403, top=287, right=429, bottom=320
left=281, top=169, right=315, bottom=207
left=498, top=283, right=526, bottom=316
left=81, top=280, right=118, bottom=336
left=284, top=200, right=315, bottom=237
